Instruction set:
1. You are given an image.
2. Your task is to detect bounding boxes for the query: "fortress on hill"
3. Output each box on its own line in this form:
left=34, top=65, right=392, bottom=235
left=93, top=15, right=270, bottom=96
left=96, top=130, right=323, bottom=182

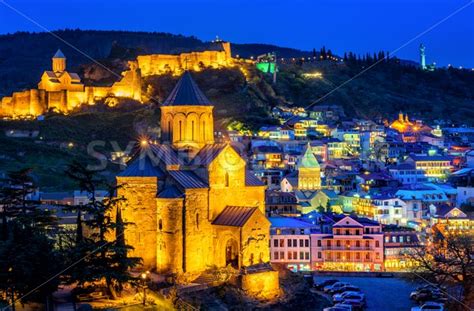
left=0, top=39, right=234, bottom=118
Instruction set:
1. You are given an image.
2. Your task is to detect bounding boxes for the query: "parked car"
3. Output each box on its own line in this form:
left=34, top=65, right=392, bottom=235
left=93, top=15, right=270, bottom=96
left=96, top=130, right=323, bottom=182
left=333, top=304, right=354, bottom=311
left=332, top=285, right=362, bottom=295
left=341, top=298, right=365, bottom=310
left=333, top=291, right=365, bottom=303
left=315, top=279, right=339, bottom=290
left=411, top=301, right=444, bottom=311
left=324, top=282, right=351, bottom=293
left=410, top=288, right=446, bottom=303
left=323, top=307, right=352, bottom=311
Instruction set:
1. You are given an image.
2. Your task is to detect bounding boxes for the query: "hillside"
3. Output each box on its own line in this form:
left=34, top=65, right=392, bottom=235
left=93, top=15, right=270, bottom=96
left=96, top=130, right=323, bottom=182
left=0, top=29, right=311, bottom=95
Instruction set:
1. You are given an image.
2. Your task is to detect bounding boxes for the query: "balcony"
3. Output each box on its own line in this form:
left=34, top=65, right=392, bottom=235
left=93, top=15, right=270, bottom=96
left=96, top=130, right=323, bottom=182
left=321, top=246, right=373, bottom=251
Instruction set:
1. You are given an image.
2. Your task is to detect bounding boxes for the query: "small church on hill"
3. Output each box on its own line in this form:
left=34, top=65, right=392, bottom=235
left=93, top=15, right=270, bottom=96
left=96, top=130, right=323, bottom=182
left=115, top=72, right=279, bottom=295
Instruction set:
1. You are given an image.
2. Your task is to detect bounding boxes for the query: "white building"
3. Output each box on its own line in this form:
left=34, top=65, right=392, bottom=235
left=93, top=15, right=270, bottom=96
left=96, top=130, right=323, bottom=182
left=269, top=217, right=316, bottom=272
left=372, top=195, right=407, bottom=226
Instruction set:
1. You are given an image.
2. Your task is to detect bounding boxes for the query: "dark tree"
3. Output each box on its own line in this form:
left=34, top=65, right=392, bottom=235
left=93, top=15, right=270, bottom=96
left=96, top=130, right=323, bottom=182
left=407, top=234, right=474, bottom=308
left=0, top=169, right=60, bottom=309
left=64, top=162, right=141, bottom=299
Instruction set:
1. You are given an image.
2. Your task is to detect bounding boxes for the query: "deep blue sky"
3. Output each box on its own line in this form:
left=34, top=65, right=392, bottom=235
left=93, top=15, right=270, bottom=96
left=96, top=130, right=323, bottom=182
left=0, top=0, right=473, bottom=67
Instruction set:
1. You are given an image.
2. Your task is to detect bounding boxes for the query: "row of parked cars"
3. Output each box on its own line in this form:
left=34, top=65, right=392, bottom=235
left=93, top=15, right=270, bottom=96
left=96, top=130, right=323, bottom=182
left=410, top=285, right=447, bottom=311
left=315, top=279, right=366, bottom=311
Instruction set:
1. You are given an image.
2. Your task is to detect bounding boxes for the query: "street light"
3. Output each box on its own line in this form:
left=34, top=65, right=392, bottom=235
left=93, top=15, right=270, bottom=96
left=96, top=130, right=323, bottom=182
left=141, top=271, right=149, bottom=306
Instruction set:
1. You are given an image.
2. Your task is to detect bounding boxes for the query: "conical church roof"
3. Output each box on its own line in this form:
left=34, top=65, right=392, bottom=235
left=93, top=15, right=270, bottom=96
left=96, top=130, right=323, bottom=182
left=162, top=71, right=212, bottom=106
left=53, top=49, right=66, bottom=58
left=299, top=143, right=320, bottom=169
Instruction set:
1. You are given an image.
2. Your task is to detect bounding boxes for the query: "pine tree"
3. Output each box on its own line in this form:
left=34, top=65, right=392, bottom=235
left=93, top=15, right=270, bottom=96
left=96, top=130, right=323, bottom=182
left=64, top=162, right=141, bottom=299
left=0, top=169, right=60, bottom=308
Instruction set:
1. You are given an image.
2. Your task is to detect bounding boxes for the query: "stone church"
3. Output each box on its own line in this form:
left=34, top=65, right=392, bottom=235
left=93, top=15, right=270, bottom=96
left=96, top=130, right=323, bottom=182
left=116, top=72, right=272, bottom=277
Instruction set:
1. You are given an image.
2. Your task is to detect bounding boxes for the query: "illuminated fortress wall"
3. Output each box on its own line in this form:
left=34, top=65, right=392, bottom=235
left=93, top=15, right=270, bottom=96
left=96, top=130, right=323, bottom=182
left=137, top=41, right=232, bottom=76
left=0, top=41, right=234, bottom=118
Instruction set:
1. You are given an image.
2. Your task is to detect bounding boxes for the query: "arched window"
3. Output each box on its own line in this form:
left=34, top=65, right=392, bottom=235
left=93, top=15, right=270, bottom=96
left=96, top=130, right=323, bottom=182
left=225, top=172, right=229, bottom=187
left=196, top=213, right=199, bottom=230
left=168, top=121, right=171, bottom=141
left=191, top=120, right=195, bottom=141
left=202, top=121, right=206, bottom=141
left=179, top=121, right=183, bottom=141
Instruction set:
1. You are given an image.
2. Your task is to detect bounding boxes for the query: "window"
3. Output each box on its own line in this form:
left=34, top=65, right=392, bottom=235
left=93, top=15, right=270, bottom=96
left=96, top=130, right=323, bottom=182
left=225, top=172, right=229, bottom=187
left=305, top=252, right=310, bottom=260
left=356, top=252, right=360, bottom=260
left=375, top=241, right=380, bottom=247
left=336, top=229, right=341, bottom=235
left=274, top=252, right=279, bottom=260
left=345, top=229, right=350, bottom=235
left=202, top=121, right=206, bottom=140
left=280, top=251, right=285, bottom=259
left=392, top=236, right=397, bottom=243
left=318, top=252, right=322, bottom=259
left=399, top=236, right=404, bottom=243
left=179, top=121, right=183, bottom=141
left=273, top=239, right=278, bottom=247
left=299, top=239, right=304, bottom=247
left=191, top=120, right=195, bottom=140
left=288, top=252, right=292, bottom=260
left=279, top=239, right=284, bottom=247
left=327, top=240, right=332, bottom=247
left=196, top=213, right=200, bottom=230
left=288, top=239, right=292, bottom=247
left=293, top=239, right=297, bottom=247
left=300, top=251, right=304, bottom=260
left=376, top=253, right=380, bottom=260
left=385, top=236, right=389, bottom=243
left=317, top=240, right=321, bottom=247
left=305, top=239, right=309, bottom=247
left=167, top=121, right=171, bottom=140
left=355, top=229, right=360, bottom=235
left=365, top=253, right=370, bottom=260
left=407, top=236, right=411, bottom=242
left=365, top=241, right=369, bottom=248
left=293, top=251, right=297, bottom=260
left=158, top=219, right=163, bottom=231
left=336, top=252, right=341, bottom=259
left=336, top=240, right=341, bottom=247
left=356, top=241, right=360, bottom=247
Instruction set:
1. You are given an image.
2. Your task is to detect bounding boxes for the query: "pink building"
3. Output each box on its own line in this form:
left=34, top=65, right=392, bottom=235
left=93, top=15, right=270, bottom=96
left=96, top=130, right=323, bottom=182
left=311, top=215, right=384, bottom=272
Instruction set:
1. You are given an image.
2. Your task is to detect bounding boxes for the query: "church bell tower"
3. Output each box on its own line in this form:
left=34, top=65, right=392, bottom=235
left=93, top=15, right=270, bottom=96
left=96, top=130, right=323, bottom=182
left=160, top=71, right=214, bottom=150
left=52, top=49, right=66, bottom=73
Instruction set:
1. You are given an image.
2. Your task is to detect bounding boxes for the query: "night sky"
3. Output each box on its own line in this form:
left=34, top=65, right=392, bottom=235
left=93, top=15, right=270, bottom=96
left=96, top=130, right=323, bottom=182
left=0, top=0, right=473, bottom=67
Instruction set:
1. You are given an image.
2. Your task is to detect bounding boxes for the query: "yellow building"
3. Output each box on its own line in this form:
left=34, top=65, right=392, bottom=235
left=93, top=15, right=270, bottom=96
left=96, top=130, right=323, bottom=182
left=115, top=72, right=279, bottom=295
left=0, top=49, right=142, bottom=117
left=0, top=41, right=236, bottom=118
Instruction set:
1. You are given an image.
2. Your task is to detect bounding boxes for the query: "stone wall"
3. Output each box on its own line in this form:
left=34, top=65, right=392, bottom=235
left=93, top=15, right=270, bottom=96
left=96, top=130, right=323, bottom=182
left=240, top=270, right=280, bottom=300
left=137, top=50, right=232, bottom=76
left=183, top=188, right=214, bottom=274
left=117, top=176, right=158, bottom=270
left=156, top=197, right=184, bottom=274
